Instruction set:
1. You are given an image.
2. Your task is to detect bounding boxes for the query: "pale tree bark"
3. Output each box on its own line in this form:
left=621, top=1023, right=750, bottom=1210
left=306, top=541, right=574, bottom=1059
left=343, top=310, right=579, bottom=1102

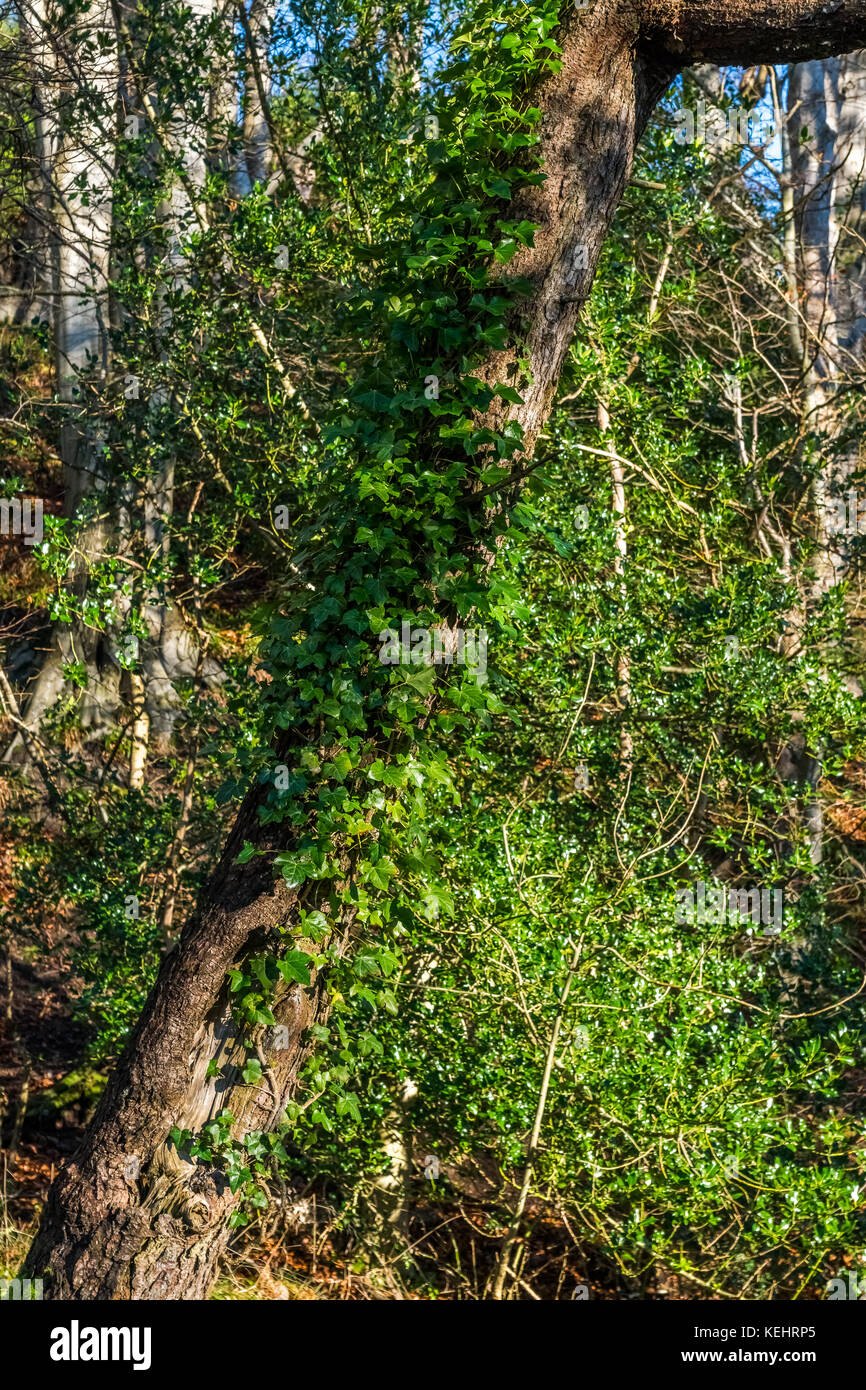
left=236, top=0, right=322, bottom=204
left=790, top=59, right=845, bottom=601
left=770, top=65, right=806, bottom=362
left=796, top=48, right=866, bottom=578
left=780, top=52, right=866, bottom=862
left=833, top=53, right=866, bottom=352
left=382, top=3, right=424, bottom=95
left=128, top=0, right=227, bottom=759
left=128, top=670, right=149, bottom=790
left=0, top=0, right=56, bottom=328
left=6, top=0, right=121, bottom=750
left=23, top=0, right=866, bottom=1301
left=784, top=60, right=838, bottom=866
left=365, top=1076, right=419, bottom=1288
left=6, top=0, right=224, bottom=764
left=238, top=0, right=272, bottom=191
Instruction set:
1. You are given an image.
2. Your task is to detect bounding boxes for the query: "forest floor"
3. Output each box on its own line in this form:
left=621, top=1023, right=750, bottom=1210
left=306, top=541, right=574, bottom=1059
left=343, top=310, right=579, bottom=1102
left=0, top=943, right=630, bottom=1301
left=0, top=951, right=510, bottom=1300
left=1, top=922, right=841, bottom=1300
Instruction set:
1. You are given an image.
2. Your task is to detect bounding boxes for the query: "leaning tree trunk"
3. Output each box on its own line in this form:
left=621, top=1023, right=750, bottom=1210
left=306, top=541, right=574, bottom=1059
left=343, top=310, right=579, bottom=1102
left=23, top=778, right=333, bottom=1298
left=23, top=0, right=866, bottom=1301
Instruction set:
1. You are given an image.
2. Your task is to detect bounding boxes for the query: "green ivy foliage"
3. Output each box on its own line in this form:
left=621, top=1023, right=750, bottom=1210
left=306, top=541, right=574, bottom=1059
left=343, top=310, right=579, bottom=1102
left=4, top=2, right=866, bottom=1300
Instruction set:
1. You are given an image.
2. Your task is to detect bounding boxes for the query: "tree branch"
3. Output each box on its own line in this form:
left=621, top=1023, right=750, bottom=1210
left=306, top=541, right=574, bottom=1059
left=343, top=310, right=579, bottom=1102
left=641, top=0, right=866, bottom=66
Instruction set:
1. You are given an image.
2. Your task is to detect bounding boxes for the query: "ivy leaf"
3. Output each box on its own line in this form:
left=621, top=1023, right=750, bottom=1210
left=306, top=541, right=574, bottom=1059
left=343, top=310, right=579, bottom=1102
left=494, top=238, right=519, bottom=263
left=404, top=665, right=437, bottom=696
left=336, top=1093, right=362, bottom=1124
left=380, top=991, right=398, bottom=1016
left=277, top=950, right=313, bottom=986
left=276, top=853, right=310, bottom=888
left=419, top=885, right=454, bottom=921
left=332, top=751, right=353, bottom=780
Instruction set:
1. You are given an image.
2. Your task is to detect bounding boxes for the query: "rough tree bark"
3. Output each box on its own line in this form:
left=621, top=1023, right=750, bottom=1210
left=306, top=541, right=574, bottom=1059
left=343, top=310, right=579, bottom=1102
left=23, top=0, right=866, bottom=1300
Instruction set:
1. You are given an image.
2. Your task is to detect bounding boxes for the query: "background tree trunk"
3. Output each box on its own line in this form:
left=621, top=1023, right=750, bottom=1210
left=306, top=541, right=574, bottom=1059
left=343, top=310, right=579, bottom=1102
left=5, top=0, right=223, bottom=762
left=5, top=0, right=121, bottom=752
left=782, top=54, right=866, bottom=863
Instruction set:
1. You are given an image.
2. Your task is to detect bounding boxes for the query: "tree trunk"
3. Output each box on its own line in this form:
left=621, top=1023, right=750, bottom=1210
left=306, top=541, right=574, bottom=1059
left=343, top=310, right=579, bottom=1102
left=134, top=0, right=228, bottom=753
left=23, top=0, right=866, bottom=1301
left=239, top=0, right=272, bottom=191
left=364, top=1076, right=419, bottom=1288
left=788, top=52, right=866, bottom=597
left=23, top=779, right=333, bottom=1298
left=6, top=0, right=222, bottom=759
left=783, top=53, right=866, bottom=862
left=5, top=0, right=121, bottom=753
